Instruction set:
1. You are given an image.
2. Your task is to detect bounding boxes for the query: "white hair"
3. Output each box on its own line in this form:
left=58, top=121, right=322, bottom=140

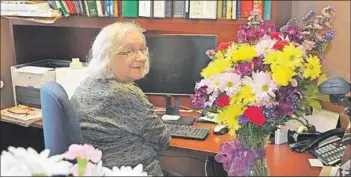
left=86, top=22, right=150, bottom=79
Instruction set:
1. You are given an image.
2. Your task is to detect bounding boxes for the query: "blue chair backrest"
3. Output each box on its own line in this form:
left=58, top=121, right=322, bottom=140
left=40, top=81, right=83, bottom=156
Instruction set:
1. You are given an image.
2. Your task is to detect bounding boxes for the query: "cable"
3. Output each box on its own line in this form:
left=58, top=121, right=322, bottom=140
left=204, top=157, right=208, bottom=177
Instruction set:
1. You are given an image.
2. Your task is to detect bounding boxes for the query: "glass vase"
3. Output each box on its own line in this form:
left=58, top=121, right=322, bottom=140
left=246, top=141, right=269, bottom=177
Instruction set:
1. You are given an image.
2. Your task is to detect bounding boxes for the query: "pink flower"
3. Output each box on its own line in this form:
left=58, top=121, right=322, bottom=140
left=64, top=144, right=102, bottom=163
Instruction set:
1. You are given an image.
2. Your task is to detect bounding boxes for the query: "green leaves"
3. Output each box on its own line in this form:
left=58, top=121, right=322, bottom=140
left=236, top=123, right=271, bottom=149
left=302, top=81, right=328, bottom=111
left=77, top=158, right=88, bottom=176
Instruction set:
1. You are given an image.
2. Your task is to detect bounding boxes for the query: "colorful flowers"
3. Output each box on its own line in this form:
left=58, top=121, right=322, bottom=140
left=192, top=7, right=335, bottom=177
left=191, top=6, right=335, bottom=140
left=0, top=144, right=148, bottom=176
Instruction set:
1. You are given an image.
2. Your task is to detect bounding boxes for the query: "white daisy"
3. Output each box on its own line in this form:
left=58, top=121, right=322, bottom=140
left=255, top=38, right=277, bottom=56
left=1, top=147, right=72, bottom=176
left=206, top=74, right=223, bottom=94
left=243, top=71, right=278, bottom=104
left=205, top=90, right=219, bottom=107
left=104, top=164, right=148, bottom=176
left=218, top=72, right=242, bottom=96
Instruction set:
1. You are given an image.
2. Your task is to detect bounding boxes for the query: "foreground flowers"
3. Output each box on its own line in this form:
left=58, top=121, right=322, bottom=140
left=0, top=144, right=148, bottom=176
left=1, top=147, right=71, bottom=176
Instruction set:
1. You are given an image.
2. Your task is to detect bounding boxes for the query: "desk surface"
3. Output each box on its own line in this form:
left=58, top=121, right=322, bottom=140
left=1, top=113, right=321, bottom=176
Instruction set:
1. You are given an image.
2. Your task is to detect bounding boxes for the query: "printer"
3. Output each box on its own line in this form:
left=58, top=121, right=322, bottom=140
left=11, top=60, right=70, bottom=108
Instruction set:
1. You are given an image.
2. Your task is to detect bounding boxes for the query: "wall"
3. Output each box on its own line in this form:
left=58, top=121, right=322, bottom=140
left=292, top=1, right=351, bottom=128
left=292, top=1, right=350, bottom=81
left=1, top=17, right=16, bottom=108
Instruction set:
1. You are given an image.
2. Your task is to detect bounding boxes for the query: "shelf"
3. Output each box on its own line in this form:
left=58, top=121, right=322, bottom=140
left=11, top=16, right=268, bottom=31
left=10, top=16, right=274, bottom=42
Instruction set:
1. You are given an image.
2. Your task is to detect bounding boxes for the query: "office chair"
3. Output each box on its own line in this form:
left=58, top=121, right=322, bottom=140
left=40, top=81, right=83, bottom=156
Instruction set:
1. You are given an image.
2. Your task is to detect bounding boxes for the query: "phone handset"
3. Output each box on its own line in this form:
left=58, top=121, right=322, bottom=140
left=300, top=128, right=346, bottom=152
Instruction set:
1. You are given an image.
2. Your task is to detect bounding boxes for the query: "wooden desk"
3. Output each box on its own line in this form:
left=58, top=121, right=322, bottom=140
left=1, top=114, right=321, bottom=176
left=164, top=112, right=322, bottom=176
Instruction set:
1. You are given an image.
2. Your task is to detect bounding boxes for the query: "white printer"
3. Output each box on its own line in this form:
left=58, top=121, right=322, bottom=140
left=11, top=60, right=70, bottom=108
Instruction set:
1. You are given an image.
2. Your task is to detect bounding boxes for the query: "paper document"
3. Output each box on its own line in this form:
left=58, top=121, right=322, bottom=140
left=308, top=159, right=324, bottom=167
left=305, top=109, right=339, bottom=133
left=55, top=67, right=88, bottom=99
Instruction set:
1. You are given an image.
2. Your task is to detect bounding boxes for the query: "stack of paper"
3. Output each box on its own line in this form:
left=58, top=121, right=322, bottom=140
left=0, top=105, right=42, bottom=127
left=0, top=1, right=61, bottom=17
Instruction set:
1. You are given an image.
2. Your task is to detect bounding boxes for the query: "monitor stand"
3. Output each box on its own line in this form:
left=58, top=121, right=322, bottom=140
left=162, top=95, right=196, bottom=125
left=164, top=95, right=180, bottom=116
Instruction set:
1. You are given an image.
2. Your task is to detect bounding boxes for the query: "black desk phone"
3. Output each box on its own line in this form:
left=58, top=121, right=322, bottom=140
left=289, top=128, right=346, bottom=166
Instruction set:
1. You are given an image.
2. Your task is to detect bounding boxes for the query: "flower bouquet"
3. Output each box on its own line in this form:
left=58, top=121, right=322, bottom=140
left=191, top=7, right=336, bottom=176
left=0, top=144, right=148, bottom=176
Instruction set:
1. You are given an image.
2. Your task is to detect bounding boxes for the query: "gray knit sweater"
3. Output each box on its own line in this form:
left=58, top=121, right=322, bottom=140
left=70, top=77, right=171, bottom=176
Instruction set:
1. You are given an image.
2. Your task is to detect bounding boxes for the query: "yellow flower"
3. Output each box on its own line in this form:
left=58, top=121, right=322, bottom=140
left=231, top=85, right=256, bottom=105
left=271, top=65, right=296, bottom=86
left=216, top=104, right=245, bottom=135
left=264, top=51, right=282, bottom=65
left=201, top=59, right=232, bottom=78
left=225, top=43, right=239, bottom=59
left=303, top=55, right=322, bottom=80
left=231, top=44, right=257, bottom=63
left=215, top=51, right=225, bottom=60
left=280, top=44, right=304, bottom=69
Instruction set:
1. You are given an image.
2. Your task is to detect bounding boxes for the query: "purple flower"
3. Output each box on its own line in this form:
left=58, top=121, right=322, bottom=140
left=190, top=86, right=207, bottom=108
left=286, top=26, right=299, bottom=36
left=275, top=86, right=300, bottom=116
left=253, top=57, right=270, bottom=72
left=303, top=10, right=316, bottom=23
left=246, top=27, right=258, bottom=43
left=323, top=30, right=335, bottom=42
left=234, top=62, right=253, bottom=77
left=239, top=115, right=248, bottom=125
left=237, top=28, right=248, bottom=43
left=257, top=23, right=270, bottom=38
left=215, top=140, right=266, bottom=176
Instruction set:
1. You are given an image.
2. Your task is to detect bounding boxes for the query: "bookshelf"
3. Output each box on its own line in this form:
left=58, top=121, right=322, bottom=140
left=8, top=1, right=291, bottom=43
left=11, top=16, right=271, bottom=43
left=2, top=0, right=292, bottom=109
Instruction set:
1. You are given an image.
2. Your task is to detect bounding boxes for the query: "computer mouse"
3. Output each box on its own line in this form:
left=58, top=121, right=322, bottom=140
left=213, top=125, right=229, bottom=135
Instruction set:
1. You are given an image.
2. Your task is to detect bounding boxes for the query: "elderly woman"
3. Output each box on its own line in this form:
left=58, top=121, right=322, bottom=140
left=70, top=22, right=171, bottom=176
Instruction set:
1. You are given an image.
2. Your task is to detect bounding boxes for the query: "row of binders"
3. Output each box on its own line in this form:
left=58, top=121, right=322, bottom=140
left=61, top=0, right=272, bottom=20
left=0, top=0, right=272, bottom=20
left=133, top=0, right=271, bottom=20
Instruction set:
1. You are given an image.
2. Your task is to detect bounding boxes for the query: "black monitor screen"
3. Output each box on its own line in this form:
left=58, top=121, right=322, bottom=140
left=135, top=34, right=218, bottom=95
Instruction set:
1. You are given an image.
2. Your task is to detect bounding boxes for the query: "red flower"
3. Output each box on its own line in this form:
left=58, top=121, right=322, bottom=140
left=243, top=106, right=266, bottom=126
left=217, top=95, right=230, bottom=107
left=216, top=42, right=232, bottom=51
left=273, top=40, right=289, bottom=50
left=270, top=32, right=282, bottom=40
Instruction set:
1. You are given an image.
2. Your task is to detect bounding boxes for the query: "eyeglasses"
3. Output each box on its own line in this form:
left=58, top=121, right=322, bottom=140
left=117, top=47, right=148, bottom=56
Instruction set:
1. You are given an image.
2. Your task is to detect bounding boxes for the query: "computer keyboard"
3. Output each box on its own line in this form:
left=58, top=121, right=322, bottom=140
left=164, top=123, right=210, bottom=141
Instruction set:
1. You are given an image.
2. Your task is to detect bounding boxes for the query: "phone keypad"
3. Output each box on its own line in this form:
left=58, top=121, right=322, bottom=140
left=311, top=139, right=346, bottom=166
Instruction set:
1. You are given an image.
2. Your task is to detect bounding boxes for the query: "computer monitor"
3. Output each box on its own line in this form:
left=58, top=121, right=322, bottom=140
left=135, top=34, right=218, bottom=115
